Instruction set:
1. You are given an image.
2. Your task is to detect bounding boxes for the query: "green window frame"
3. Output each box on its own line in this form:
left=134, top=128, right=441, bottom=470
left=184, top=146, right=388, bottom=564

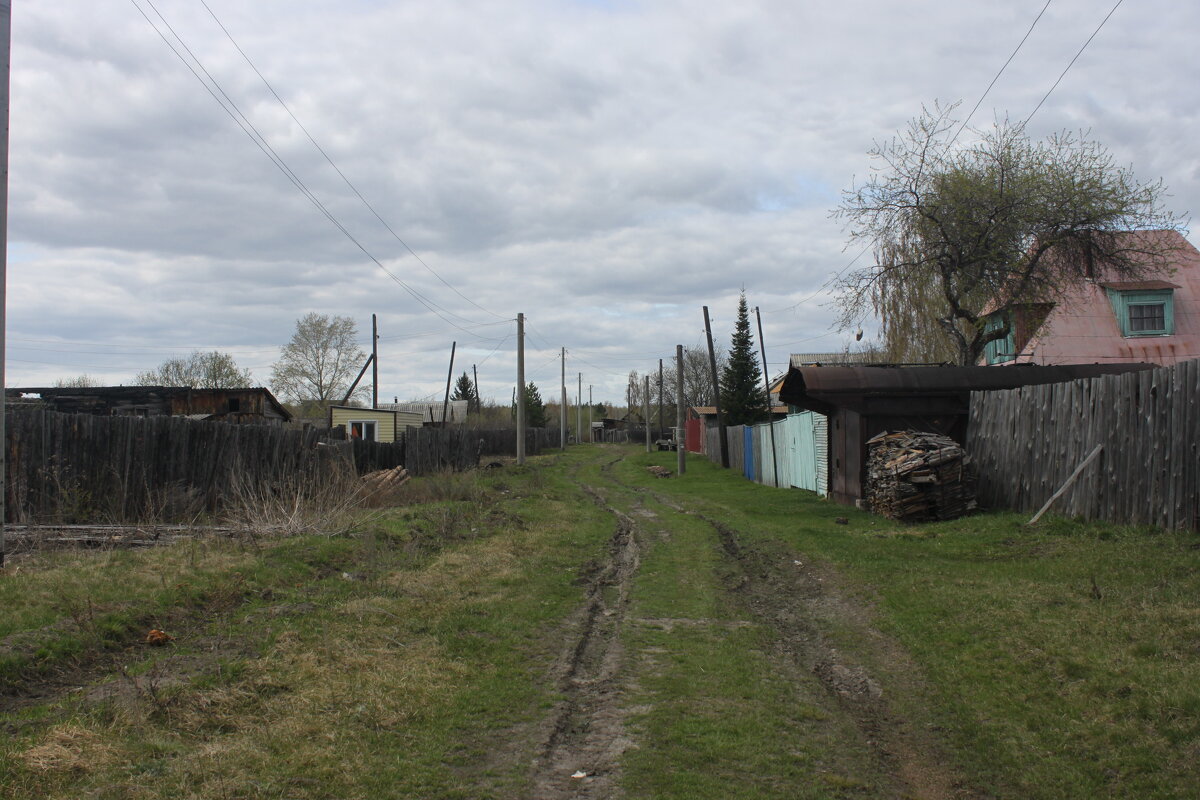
left=983, top=312, right=1016, bottom=364
left=1106, top=289, right=1174, bottom=337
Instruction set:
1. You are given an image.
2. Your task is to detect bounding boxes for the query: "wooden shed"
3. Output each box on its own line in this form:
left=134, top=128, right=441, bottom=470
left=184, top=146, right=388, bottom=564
left=777, top=362, right=1154, bottom=507
left=328, top=406, right=424, bottom=443
left=6, top=386, right=292, bottom=423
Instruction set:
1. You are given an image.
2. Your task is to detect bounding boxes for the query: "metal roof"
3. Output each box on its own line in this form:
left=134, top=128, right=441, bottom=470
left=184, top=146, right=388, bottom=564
left=779, top=363, right=1155, bottom=414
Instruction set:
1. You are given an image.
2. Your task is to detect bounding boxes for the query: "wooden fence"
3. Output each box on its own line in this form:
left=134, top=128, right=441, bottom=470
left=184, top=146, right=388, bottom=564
left=968, top=359, right=1200, bottom=530
left=471, top=427, right=560, bottom=457
left=3, top=410, right=489, bottom=523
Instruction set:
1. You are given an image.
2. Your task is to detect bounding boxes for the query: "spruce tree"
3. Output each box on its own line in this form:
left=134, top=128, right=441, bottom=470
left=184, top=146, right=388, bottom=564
left=450, top=371, right=480, bottom=413
left=523, top=381, right=548, bottom=428
left=719, top=293, right=768, bottom=426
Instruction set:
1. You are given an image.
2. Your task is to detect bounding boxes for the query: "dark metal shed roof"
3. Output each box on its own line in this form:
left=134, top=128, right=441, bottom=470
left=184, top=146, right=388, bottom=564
left=779, top=363, right=1155, bottom=415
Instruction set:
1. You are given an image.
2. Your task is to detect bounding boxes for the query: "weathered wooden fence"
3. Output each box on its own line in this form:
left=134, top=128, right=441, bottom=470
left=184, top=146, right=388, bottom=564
left=4, top=410, right=398, bottom=523
left=968, top=359, right=1200, bottom=530
left=403, top=426, right=480, bottom=476
left=471, top=427, right=559, bottom=456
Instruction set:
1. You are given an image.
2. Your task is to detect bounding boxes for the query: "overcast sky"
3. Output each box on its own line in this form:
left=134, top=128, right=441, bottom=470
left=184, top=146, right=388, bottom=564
left=7, top=0, right=1198, bottom=405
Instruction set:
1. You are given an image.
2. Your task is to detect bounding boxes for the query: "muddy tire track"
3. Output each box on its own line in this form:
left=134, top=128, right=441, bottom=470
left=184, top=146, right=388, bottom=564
left=529, top=483, right=640, bottom=799
left=705, top=513, right=974, bottom=800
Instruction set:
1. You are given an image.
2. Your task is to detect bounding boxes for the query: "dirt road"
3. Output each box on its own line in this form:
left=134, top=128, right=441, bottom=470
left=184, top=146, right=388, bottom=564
left=529, top=448, right=974, bottom=800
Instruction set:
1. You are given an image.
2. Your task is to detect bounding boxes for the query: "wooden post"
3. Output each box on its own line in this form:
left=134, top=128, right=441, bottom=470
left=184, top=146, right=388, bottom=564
left=516, top=314, right=525, bottom=465
left=703, top=306, right=729, bottom=468
left=657, top=358, right=664, bottom=440
left=0, top=0, right=9, bottom=565
left=371, top=313, right=379, bottom=409
left=560, top=347, right=567, bottom=451
left=676, top=344, right=686, bottom=475
left=441, top=341, right=456, bottom=426
left=1028, top=444, right=1104, bottom=525
left=643, top=376, right=651, bottom=452
left=755, top=306, right=780, bottom=488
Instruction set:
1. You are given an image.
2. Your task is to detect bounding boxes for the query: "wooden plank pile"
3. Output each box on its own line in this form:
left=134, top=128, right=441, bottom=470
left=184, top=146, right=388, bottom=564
left=361, top=466, right=411, bottom=497
left=866, top=430, right=977, bottom=522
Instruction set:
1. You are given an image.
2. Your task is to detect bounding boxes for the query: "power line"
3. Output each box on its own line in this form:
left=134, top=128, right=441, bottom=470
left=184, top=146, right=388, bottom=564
left=769, top=0, right=1061, bottom=322
left=197, top=0, right=506, bottom=322
left=952, top=0, right=1053, bottom=142
left=1024, top=0, right=1124, bottom=126
left=132, top=1, right=496, bottom=339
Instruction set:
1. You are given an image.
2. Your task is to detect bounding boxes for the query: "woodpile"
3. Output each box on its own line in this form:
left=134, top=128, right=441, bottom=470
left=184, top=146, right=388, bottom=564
left=361, top=466, right=411, bottom=496
left=646, top=465, right=672, bottom=478
left=866, top=430, right=977, bottom=522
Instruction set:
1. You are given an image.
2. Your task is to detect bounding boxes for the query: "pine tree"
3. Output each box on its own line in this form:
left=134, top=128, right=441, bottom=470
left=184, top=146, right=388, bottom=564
left=719, top=293, right=768, bottom=426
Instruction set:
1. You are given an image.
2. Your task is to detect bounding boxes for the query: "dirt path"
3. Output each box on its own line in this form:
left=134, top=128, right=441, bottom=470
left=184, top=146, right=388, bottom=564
left=528, top=483, right=641, bottom=798
left=531, top=447, right=974, bottom=799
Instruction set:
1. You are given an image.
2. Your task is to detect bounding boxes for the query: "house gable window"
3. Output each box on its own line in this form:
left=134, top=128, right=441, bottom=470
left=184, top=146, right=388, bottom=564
left=983, top=312, right=1016, bottom=365
left=1105, top=286, right=1175, bottom=337
left=349, top=420, right=377, bottom=441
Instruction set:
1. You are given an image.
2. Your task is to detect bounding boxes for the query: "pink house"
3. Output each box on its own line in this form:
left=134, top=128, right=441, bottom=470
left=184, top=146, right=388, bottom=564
left=983, top=230, right=1200, bottom=367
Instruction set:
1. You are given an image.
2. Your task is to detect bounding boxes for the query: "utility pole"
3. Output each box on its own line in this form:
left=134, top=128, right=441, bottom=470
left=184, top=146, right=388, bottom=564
left=441, top=341, right=456, bottom=426
left=560, top=347, right=567, bottom=451
left=644, top=375, right=651, bottom=453
left=0, top=0, right=10, bottom=567
left=755, top=306, right=780, bottom=488
left=576, top=372, right=582, bottom=449
left=472, top=363, right=479, bottom=416
left=676, top=344, right=686, bottom=475
left=371, top=313, right=379, bottom=409
left=588, top=385, right=593, bottom=443
left=703, top=306, right=729, bottom=468
left=516, top=314, right=525, bottom=465
left=657, top=358, right=664, bottom=440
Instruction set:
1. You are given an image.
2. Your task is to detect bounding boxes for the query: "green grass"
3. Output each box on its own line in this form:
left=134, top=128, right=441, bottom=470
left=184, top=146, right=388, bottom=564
left=3, top=446, right=1198, bottom=799
left=623, top=448, right=1200, bottom=800
left=0, top=460, right=614, bottom=800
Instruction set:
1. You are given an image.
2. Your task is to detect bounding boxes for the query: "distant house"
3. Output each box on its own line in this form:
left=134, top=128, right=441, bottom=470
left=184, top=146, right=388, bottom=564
left=6, top=386, right=292, bottom=424
left=982, top=230, right=1200, bottom=367
left=328, top=405, right=425, bottom=443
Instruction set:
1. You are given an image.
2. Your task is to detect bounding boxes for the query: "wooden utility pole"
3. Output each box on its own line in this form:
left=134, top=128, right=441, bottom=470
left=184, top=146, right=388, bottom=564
left=657, top=358, right=664, bottom=439
left=472, top=363, right=479, bottom=415
left=441, top=341, right=456, bottom=426
left=703, top=306, right=729, bottom=468
left=676, top=344, right=686, bottom=475
left=560, top=347, right=567, bottom=451
left=644, top=375, right=651, bottom=453
left=516, top=314, right=525, bottom=465
left=755, top=306, right=780, bottom=488
left=576, top=372, right=582, bottom=448
left=371, top=313, right=379, bottom=408
left=0, top=0, right=10, bottom=567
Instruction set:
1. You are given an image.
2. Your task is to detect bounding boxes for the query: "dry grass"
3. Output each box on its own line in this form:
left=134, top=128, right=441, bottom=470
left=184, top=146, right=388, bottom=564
left=19, top=725, right=121, bottom=775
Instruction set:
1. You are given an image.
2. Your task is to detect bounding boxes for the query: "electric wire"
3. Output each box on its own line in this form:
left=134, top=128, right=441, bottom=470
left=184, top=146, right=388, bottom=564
left=1024, top=0, right=1124, bottom=126
left=133, top=0, right=496, bottom=339
left=198, top=0, right=506, bottom=322
left=952, top=0, right=1053, bottom=141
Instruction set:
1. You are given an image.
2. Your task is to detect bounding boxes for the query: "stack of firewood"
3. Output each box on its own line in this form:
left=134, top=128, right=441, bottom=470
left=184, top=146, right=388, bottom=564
left=361, top=466, right=411, bottom=497
left=866, top=430, right=977, bottom=522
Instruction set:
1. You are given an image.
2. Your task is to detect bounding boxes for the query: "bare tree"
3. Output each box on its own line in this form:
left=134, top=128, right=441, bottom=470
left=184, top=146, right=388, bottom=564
left=134, top=351, right=253, bottom=388
left=681, top=346, right=725, bottom=407
left=835, top=103, right=1187, bottom=365
left=270, top=313, right=367, bottom=407
left=54, top=374, right=102, bottom=388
